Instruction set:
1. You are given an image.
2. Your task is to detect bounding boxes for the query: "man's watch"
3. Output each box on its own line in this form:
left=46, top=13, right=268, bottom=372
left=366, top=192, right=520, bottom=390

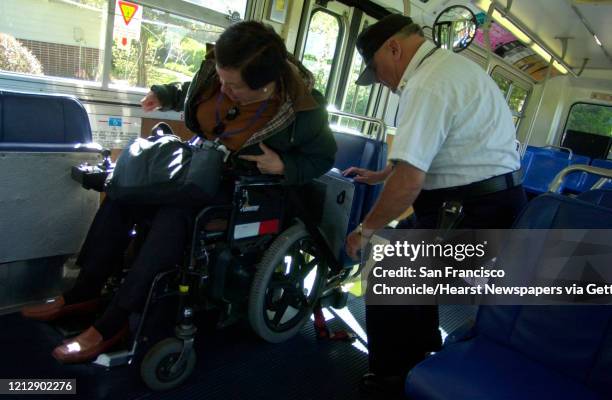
left=357, top=223, right=374, bottom=239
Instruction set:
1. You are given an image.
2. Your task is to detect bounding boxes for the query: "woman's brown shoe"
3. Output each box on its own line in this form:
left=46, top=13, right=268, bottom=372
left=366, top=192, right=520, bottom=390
left=52, top=325, right=128, bottom=364
left=21, top=296, right=102, bottom=321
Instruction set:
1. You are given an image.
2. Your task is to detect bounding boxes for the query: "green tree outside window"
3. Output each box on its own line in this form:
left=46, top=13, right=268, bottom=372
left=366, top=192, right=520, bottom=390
left=567, top=103, right=612, bottom=137
left=301, top=11, right=341, bottom=95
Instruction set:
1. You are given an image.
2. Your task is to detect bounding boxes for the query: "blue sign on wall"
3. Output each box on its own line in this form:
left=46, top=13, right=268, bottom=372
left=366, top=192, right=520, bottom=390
left=108, top=117, right=123, bottom=127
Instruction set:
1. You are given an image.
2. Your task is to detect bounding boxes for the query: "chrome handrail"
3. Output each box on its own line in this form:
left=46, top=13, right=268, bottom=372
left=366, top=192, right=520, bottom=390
left=327, top=109, right=387, bottom=142
left=592, top=177, right=612, bottom=190
left=549, top=165, right=612, bottom=193
left=543, top=145, right=574, bottom=159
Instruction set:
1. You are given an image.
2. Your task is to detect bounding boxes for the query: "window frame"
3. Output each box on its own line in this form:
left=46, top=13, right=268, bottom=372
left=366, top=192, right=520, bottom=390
left=491, top=65, right=532, bottom=130
left=300, top=7, right=345, bottom=99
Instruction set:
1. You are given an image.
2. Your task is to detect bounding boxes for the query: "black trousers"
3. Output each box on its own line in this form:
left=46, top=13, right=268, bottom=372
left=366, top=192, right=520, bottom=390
left=64, top=184, right=233, bottom=314
left=64, top=199, right=197, bottom=312
left=365, top=184, right=527, bottom=377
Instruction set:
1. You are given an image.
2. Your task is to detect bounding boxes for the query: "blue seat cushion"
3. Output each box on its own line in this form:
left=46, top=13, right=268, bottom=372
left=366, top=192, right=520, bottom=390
left=406, top=337, right=601, bottom=400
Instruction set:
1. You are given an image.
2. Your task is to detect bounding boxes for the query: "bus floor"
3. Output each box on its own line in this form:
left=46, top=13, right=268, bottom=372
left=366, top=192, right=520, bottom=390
left=0, top=297, right=476, bottom=400
left=0, top=296, right=370, bottom=400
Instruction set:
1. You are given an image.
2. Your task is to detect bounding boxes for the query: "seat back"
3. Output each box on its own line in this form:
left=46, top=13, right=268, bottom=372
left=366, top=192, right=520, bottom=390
left=522, top=146, right=591, bottom=194
left=0, top=90, right=93, bottom=150
left=582, top=159, right=612, bottom=191
left=314, top=131, right=386, bottom=268
left=564, top=154, right=591, bottom=193
left=475, top=194, right=612, bottom=395
left=0, top=90, right=101, bottom=310
left=0, top=90, right=100, bottom=264
left=332, top=131, right=387, bottom=220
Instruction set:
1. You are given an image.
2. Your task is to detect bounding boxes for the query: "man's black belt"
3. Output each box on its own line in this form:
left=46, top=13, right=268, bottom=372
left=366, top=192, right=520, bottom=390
left=422, top=169, right=523, bottom=200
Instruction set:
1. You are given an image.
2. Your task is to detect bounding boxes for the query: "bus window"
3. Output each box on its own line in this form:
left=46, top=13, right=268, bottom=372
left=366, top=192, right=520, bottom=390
left=301, top=10, right=342, bottom=96
left=492, top=68, right=530, bottom=128
left=566, top=103, right=612, bottom=137
left=508, top=85, right=529, bottom=127
left=492, top=72, right=511, bottom=97
left=561, top=103, right=612, bottom=159
left=339, top=50, right=374, bottom=132
left=0, top=0, right=107, bottom=81
left=509, top=85, right=528, bottom=114
left=110, top=3, right=223, bottom=89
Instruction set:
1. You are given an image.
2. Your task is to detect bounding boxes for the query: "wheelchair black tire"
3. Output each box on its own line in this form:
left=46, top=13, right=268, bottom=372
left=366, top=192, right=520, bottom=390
left=248, top=223, right=327, bottom=343
left=140, top=338, right=196, bottom=391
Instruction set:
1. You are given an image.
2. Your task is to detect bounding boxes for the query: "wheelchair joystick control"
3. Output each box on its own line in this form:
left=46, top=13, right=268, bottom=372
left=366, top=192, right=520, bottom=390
left=100, top=148, right=112, bottom=170
left=71, top=148, right=115, bottom=192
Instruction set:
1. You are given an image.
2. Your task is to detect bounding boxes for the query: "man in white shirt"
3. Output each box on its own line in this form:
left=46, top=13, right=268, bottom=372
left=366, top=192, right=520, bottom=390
left=344, top=14, right=527, bottom=395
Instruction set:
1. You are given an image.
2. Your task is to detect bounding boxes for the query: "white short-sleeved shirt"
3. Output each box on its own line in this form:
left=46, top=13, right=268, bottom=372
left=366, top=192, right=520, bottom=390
left=388, top=41, right=520, bottom=190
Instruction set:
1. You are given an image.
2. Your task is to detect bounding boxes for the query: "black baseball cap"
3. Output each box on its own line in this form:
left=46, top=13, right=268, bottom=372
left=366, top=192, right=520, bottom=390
left=355, top=14, right=416, bottom=86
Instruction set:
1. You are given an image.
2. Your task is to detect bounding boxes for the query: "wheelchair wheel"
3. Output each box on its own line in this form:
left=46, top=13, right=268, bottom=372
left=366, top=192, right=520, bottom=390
left=249, top=223, right=328, bottom=343
left=140, top=338, right=196, bottom=391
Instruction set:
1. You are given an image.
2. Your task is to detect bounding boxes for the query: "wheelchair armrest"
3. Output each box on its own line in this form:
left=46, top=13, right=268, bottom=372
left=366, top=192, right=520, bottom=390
left=192, top=205, right=233, bottom=252
left=194, top=205, right=232, bottom=227
left=326, top=168, right=356, bottom=184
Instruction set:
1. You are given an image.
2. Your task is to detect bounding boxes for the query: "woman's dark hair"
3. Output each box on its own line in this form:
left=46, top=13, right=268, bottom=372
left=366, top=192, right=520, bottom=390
left=215, top=21, right=288, bottom=90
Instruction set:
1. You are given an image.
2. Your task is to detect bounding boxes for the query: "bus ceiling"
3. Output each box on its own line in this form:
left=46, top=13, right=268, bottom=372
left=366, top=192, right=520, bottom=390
left=469, top=1, right=611, bottom=73
left=327, top=0, right=611, bottom=73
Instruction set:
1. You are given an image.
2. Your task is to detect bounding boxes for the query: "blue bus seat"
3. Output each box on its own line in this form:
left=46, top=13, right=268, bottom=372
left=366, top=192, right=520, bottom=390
left=331, top=131, right=387, bottom=222
left=582, top=159, right=612, bottom=191
left=522, top=146, right=591, bottom=194
left=523, top=153, right=572, bottom=194
left=324, top=131, right=387, bottom=267
left=0, top=89, right=96, bottom=152
left=525, top=145, right=573, bottom=159
left=564, top=154, right=590, bottom=193
left=520, top=150, right=533, bottom=173
left=0, top=90, right=100, bottom=264
left=406, top=194, right=612, bottom=400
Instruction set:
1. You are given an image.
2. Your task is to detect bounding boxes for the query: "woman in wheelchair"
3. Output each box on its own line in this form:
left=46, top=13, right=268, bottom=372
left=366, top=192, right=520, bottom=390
left=21, top=21, right=336, bottom=365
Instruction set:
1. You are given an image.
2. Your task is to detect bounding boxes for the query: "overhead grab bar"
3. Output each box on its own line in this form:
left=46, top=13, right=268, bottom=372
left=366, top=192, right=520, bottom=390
left=327, top=108, right=387, bottom=142
left=549, top=165, right=612, bottom=193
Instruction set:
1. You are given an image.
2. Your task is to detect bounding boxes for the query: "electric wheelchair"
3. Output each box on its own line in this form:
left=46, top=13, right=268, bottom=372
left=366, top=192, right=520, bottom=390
left=124, top=174, right=334, bottom=390
left=72, top=119, right=387, bottom=391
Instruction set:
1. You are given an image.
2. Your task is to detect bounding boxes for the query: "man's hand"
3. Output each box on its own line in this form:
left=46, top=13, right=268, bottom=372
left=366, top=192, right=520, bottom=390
left=344, top=161, right=425, bottom=260
left=346, top=229, right=368, bottom=261
left=140, top=91, right=161, bottom=112
left=342, top=164, right=392, bottom=185
left=239, top=143, right=285, bottom=175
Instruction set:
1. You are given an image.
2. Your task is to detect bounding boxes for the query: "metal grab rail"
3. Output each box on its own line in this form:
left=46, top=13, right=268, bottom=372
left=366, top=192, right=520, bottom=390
left=327, top=109, right=387, bottom=142
left=548, top=165, right=612, bottom=193
left=541, top=145, right=574, bottom=159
